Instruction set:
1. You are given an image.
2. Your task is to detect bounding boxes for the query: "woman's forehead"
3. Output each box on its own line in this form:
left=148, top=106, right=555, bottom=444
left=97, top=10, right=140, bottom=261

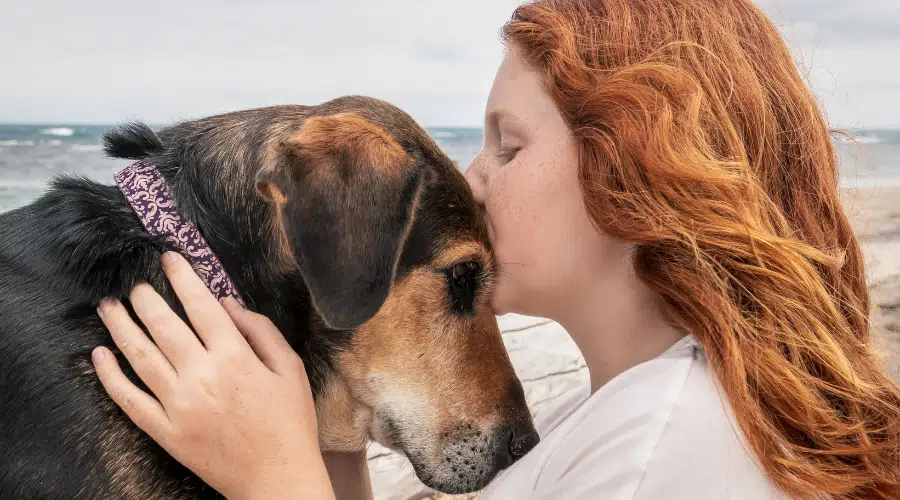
left=486, top=52, right=555, bottom=125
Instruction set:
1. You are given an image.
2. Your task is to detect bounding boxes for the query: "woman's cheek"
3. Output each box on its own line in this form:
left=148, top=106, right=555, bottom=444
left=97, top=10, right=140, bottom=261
left=484, top=223, right=511, bottom=314
left=489, top=231, right=531, bottom=315
left=483, top=176, right=529, bottom=313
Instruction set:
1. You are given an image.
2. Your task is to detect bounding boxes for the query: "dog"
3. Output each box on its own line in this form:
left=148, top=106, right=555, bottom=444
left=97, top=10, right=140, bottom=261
left=0, top=95, right=539, bottom=499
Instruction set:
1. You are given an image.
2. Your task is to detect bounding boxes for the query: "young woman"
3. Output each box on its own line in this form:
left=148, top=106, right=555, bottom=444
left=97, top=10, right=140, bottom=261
left=92, top=0, right=900, bottom=498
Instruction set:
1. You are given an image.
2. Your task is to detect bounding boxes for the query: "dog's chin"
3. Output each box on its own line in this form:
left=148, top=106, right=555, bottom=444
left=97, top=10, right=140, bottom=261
left=406, top=451, right=503, bottom=495
left=382, top=427, right=506, bottom=495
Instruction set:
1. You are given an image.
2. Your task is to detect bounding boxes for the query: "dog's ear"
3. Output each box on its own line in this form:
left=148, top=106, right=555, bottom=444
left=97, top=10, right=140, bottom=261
left=256, top=112, right=423, bottom=330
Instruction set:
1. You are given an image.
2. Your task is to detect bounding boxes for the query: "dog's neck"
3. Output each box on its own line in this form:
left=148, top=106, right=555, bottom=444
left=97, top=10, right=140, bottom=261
left=114, top=160, right=247, bottom=307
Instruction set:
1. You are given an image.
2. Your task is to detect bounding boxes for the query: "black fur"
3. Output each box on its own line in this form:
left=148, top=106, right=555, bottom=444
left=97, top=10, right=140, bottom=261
left=102, top=121, right=164, bottom=160
left=0, top=96, right=489, bottom=499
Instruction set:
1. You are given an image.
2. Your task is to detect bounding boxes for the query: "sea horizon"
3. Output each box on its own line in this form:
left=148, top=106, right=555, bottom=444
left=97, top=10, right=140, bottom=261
left=2, top=122, right=900, bottom=213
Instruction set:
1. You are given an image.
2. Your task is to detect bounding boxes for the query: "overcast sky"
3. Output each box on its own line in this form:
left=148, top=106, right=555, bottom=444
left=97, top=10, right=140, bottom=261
left=2, top=1, right=898, bottom=128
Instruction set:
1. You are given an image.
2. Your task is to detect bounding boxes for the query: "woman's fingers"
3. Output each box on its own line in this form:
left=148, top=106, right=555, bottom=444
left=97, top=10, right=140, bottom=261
left=91, top=346, right=171, bottom=439
left=222, top=298, right=302, bottom=376
left=160, top=252, right=248, bottom=351
left=97, top=298, right=177, bottom=398
left=129, top=283, right=206, bottom=368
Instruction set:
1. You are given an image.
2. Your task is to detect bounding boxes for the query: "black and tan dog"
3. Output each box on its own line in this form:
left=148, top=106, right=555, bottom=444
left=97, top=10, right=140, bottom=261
left=0, top=96, right=539, bottom=498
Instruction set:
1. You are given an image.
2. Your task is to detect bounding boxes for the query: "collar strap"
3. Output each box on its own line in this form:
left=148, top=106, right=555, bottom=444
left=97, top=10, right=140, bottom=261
left=114, top=160, right=246, bottom=307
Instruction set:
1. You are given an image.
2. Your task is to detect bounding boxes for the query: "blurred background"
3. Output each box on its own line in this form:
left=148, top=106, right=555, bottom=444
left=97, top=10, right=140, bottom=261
left=1, top=0, right=900, bottom=211
left=2, top=2, right=898, bottom=499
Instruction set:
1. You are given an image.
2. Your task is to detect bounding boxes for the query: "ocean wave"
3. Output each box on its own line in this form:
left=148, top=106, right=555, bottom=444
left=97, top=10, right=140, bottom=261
left=836, top=135, right=873, bottom=144
left=839, top=175, right=900, bottom=189
left=853, top=135, right=880, bottom=144
left=69, top=144, right=103, bottom=152
left=0, top=139, right=66, bottom=147
left=834, top=131, right=900, bottom=145
left=40, top=127, right=75, bottom=137
left=430, top=131, right=457, bottom=139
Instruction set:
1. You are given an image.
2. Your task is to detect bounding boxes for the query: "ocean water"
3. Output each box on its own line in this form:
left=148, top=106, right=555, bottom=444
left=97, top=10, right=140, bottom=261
left=0, top=124, right=898, bottom=213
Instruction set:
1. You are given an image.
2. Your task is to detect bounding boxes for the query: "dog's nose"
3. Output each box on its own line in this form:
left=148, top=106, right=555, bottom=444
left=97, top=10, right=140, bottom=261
left=508, top=419, right=540, bottom=461
left=493, top=419, right=540, bottom=470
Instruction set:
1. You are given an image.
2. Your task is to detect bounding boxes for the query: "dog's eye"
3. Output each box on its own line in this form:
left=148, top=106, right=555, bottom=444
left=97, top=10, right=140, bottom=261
left=451, top=263, right=470, bottom=281
left=450, top=262, right=476, bottom=286
left=446, top=261, right=481, bottom=315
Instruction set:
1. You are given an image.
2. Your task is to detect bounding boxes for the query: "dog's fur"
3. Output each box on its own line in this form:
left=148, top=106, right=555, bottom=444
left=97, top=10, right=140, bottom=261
left=0, top=96, right=538, bottom=498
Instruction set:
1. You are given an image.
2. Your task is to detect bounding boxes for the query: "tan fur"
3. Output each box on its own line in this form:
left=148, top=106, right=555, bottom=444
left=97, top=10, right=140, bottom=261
left=314, top=241, right=516, bottom=452
left=257, top=183, right=297, bottom=270
left=286, top=112, right=409, bottom=174
left=315, top=375, right=372, bottom=452
left=255, top=175, right=286, bottom=204
left=433, top=241, right=491, bottom=268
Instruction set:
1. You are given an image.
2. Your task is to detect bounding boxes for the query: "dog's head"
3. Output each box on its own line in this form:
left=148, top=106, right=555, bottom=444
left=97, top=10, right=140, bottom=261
left=254, top=97, right=538, bottom=493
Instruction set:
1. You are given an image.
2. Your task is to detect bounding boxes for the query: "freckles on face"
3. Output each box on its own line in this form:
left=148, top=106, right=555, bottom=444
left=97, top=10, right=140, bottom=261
left=464, top=48, right=574, bottom=316
left=466, top=45, right=603, bottom=318
left=484, top=155, right=547, bottom=258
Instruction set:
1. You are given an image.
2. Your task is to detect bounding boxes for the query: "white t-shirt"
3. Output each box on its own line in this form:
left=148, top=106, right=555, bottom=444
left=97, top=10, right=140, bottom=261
left=480, top=335, right=787, bottom=499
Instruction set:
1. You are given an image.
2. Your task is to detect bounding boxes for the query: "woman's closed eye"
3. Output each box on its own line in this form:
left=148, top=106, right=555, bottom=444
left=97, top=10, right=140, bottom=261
left=497, top=144, right=520, bottom=164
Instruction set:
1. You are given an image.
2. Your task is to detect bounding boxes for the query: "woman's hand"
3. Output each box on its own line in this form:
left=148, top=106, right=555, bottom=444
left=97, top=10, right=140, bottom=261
left=92, top=251, right=335, bottom=500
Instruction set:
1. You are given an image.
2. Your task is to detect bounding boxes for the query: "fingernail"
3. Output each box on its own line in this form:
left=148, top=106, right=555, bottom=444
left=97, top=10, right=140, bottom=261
left=97, top=298, right=115, bottom=315
left=92, top=346, right=107, bottom=363
left=161, top=251, right=179, bottom=266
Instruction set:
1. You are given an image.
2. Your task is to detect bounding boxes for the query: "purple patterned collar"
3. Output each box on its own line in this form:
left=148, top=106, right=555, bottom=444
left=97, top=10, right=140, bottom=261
left=114, top=160, right=246, bottom=307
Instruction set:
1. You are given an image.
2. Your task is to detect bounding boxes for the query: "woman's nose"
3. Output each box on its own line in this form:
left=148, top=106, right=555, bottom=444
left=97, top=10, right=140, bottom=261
left=464, top=156, right=487, bottom=205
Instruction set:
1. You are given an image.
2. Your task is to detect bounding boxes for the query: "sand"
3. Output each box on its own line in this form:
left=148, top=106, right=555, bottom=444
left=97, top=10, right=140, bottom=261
left=842, top=187, right=900, bottom=379
left=372, top=186, right=900, bottom=500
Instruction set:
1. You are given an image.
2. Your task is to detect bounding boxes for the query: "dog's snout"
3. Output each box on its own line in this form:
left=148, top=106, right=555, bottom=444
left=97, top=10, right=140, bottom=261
left=428, top=418, right=540, bottom=494
left=508, top=420, right=540, bottom=460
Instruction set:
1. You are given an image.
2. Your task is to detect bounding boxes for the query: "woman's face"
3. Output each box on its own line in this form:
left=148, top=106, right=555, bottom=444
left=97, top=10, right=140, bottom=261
left=465, top=46, right=627, bottom=319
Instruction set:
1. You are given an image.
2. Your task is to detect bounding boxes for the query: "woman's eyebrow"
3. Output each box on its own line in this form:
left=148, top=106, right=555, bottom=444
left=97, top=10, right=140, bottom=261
left=487, top=109, right=527, bottom=135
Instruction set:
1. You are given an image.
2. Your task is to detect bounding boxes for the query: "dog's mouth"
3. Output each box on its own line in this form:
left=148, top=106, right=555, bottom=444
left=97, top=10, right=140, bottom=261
left=375, top=413, right=538, bottom=494
left=405, top=426, right=504, bottom=494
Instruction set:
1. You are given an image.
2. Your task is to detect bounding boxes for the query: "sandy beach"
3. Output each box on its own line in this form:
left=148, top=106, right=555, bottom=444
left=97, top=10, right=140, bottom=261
left=842, top=187, right=900, bottom=379
left=374, top=185, right=900, bottom=500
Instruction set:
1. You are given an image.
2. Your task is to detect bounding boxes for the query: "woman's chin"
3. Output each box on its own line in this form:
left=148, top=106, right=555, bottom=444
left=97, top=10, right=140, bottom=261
left=490, top=301, right=508, bottom=317
left=490, top=288, right=536, bottom=318
left=489, top=291, right=511, bottom=317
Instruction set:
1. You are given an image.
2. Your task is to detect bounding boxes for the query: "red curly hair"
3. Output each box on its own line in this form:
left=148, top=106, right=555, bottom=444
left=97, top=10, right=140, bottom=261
left=502, top=0, right=900, bottom=498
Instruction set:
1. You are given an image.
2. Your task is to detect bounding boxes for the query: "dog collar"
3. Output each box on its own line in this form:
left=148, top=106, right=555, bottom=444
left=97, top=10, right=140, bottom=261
left=114, top=160, right=247, bottom=307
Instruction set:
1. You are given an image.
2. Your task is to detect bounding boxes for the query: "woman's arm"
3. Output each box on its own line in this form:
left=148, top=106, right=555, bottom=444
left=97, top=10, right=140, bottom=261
left=323, top=451, right=375, bottom=500
left=91, top=251, right=351, bottom=499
